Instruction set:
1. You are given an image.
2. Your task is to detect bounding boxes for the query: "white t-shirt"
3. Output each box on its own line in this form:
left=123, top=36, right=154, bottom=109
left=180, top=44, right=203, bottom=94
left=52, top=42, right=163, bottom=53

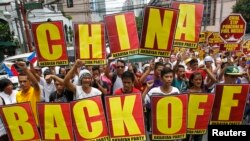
left=0, top=90, right=17, bottom=104
left=40, top=78, right=56, bottom=102
left=112, top=75, right=123, bottom=94
left=75, top=86, right=102, bottom=100
left=145, top=86, right=180, bottom=105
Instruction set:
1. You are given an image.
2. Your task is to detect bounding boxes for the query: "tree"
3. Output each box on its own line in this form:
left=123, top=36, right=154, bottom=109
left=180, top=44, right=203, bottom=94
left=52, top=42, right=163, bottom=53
left=136, top=15, right=143, bottom=39
left=233, top=0, right=250, bottom=33
left=0, top=21, right=12, bottom=41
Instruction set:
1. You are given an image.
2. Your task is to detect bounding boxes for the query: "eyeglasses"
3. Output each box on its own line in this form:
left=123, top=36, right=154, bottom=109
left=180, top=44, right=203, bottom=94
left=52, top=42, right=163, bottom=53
left=117, top=66, right=125, bottom=69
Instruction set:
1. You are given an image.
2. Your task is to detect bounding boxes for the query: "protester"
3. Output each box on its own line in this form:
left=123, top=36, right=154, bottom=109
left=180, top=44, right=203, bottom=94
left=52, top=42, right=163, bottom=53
left=48, top=74, right=73, bottom=102
left=64, top=59, right=102, bottom=99
left=15, top=61, right=42, bottom=124
left=113, top=71, right=141, bottom=95
left=0, top=78, right=17, bottom=104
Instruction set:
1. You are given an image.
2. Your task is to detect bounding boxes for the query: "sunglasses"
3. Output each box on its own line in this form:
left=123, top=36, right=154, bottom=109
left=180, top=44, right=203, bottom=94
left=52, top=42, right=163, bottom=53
left=116, top=66, right=125, bottom=69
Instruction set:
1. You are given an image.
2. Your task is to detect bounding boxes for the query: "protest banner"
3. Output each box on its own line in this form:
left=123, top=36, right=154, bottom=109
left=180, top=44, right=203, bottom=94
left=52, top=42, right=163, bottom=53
left=207, top=32, right=224, bottom=48
left=31, top=21, right=69, bottom=66
left=74, top=23, right=106, bottom=65
left=37, top=103, right=74, bottom=141
left=105, top=94, right=146, bottom=141
left=70, top=96, right=109, bottom=141
left=139, top=6, right=179, bottom=57
left=0, top=103, right=40, bottom=141
left=172, top=2, right=204, bottom=49
left=220, top=14, right=246, bottom=43
left=211, top=84, right=250, bottom=125
left=187, top=93, right=215, bottom=135
left=220, top=43, right=241, bottom=51
left=104, top=12, right=139, bottom=58
left=151, top=94, right=188, bottom=140
left=242, top=39, right=250, bottom=54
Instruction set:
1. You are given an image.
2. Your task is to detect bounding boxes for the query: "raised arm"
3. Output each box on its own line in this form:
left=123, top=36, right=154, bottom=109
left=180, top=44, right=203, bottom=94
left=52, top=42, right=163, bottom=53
left=17, top=61, right=40, bottom=91
left=64, top=59, right=83, bottom=93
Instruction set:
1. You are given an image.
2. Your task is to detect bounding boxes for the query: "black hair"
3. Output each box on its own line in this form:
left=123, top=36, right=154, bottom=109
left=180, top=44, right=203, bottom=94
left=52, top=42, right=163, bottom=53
left=92, top=66, right=100, bottom=73
left=188, top=72, right=204, bottom=88
left=190, top=58, right=198, bottom=66
left=121, top=71, right=135, bottom=82
left=117, top=60, right=126, bottom=66
left=0, top=78, right=13, bottom=92
left=177, top=65, right=185, bottom=70
left=160, top=68, right=174, bottom=77
left=155, top=62, right=164, bottom=70
left=43, top=69, right=52, bottom=77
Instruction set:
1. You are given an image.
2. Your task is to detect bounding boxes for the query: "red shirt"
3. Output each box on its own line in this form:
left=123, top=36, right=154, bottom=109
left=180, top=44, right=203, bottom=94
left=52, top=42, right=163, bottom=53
left=113, top=88, right=141, bottom=95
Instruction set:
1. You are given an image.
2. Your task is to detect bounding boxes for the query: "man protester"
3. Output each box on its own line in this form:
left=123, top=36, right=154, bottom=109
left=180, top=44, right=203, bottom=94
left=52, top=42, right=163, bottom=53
left=15, top=61, right=42, bottom=124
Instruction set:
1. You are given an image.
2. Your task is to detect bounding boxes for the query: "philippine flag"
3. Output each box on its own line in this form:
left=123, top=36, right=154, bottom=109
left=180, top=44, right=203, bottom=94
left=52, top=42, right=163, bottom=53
left=3, top=62, right=18, bottom=76
left=27, top=52, right=37, bottom=64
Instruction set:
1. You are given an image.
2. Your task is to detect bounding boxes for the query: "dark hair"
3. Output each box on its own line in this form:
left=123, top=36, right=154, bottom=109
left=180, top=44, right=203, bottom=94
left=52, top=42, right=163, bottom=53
left=117, top=60, right=126, bottom=66
left=178, top=65, right=185, bottom=70
left=161, top=68, right=174, bottom=77
left=0, top=78, right=13, bottom=92
left=190, top=58, right=198, bottom=66
left=54, top=74, right=65, bottom=83
left=188, top=72, right=204, bottom=88
left=43, top=69, right=52, bottom=77
left=92, top=66, right=100, bottom=73
left=155, top=62, right=164, bottom=70
left=121, top=71, right=135, bottom=82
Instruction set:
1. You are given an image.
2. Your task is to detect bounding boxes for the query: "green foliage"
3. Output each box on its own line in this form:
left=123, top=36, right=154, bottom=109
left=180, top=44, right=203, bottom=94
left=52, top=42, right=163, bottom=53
left=233, top=0, right=250, bottom=33
left=0, top=22, right=12, bottom=41
left=136, top=16, right=143, bottom=38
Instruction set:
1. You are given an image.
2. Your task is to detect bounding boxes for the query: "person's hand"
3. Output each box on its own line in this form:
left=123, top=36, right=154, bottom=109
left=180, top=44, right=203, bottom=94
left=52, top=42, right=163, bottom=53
left=16, top=61, right=27, bottom=70
left=45, top=74, right=53, bottom=80
left=146, top=80, right=154, bottom=88
left=149, top=61, right=154, bottom=71
left=94, top=76, right=100, bottom=82
left=75, top=59, right=84, bottom=68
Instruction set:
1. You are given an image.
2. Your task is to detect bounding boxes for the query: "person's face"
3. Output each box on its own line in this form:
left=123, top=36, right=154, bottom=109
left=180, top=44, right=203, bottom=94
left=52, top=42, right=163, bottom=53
left=92, top=70, right=100, bottom=79
left=224, top=75, right=238, bottom=84
left=177, top=67, right=185, bottom=79
left=155, top=66, right=164, bottom=77
left=205, top=61, right=212, bottom=67
left=192, top=74, right=202, bottom=88
left=239, top=60, right=246, bottom=67
left=18, top=75, right=31, bottom=91
left=35, top=69, right=42, bottom=76
left=116, top=62, right=125, bottom=75
left=45, top=75, right=52, bottom=84
left=161, top=73, right=173, bottom=86
left=81, top=76, right=92, bottom=87
left=191, top=62, right=198, bottom=70
left=60, top=68, right=66, bottom=75
left=122, top=77, right=133, bottom=93
left=4, top=84, right=13, bottom=95
left=55, top=81, right=64, bottom=93
left=170, top=56, right=177, bottom=62
left=99, top=66, right=104, bottom=73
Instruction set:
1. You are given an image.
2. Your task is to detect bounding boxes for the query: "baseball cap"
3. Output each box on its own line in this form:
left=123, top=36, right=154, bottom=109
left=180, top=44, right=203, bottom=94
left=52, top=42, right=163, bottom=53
left=224, top=66, right=242, bottom=75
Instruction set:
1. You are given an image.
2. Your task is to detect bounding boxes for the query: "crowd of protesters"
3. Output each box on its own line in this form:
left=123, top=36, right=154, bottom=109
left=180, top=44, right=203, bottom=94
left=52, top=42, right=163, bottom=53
left=0, top=50, right=250, bottom=141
